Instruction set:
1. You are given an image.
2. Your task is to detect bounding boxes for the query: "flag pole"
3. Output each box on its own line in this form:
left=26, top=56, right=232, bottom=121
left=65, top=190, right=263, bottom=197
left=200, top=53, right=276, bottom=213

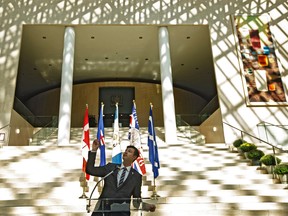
left=129, top=100, right=147, bottom=176
left=149, top=103, right=160, bottom=199
left=151, top=177, right=160, bottom=199
left=79, top=104, right=89, bottom=199
left=97, top=102, right=105, bottom=192
left=112, top=102, right=122, bottom=164
left=79, top=172, right=88, bottom=199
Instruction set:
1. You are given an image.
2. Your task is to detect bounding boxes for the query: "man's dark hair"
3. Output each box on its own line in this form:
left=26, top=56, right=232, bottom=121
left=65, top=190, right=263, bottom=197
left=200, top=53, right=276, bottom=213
left=127, top=145, right=139, bottom=159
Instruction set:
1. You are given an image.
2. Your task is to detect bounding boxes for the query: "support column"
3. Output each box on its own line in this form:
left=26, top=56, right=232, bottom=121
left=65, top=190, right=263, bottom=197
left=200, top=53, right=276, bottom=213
left=158, top=26, right=178, bottom=144
left=57, top=27, right=75, bottom=146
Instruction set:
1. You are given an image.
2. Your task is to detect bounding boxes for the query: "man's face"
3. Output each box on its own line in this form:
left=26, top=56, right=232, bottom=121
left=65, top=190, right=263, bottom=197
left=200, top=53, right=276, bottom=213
left=122, top=147, right=137, bottom=163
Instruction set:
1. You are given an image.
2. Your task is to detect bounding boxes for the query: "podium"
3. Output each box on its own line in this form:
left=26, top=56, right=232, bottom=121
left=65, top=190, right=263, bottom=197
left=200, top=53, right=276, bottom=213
left=87, top=197, right=152, bottom=215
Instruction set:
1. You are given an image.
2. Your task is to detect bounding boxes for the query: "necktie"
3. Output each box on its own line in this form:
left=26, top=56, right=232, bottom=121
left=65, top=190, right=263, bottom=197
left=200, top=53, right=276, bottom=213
left=118, top=168, right=127, bottom=187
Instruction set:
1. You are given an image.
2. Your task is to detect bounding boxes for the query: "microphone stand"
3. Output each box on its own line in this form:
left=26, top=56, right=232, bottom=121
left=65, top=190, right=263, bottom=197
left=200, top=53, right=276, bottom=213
left=86, top=167, right=119, bottom=213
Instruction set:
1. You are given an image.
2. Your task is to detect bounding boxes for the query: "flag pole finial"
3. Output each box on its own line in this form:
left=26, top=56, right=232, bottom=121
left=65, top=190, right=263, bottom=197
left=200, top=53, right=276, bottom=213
left=133, top=100, right=136, bottom=108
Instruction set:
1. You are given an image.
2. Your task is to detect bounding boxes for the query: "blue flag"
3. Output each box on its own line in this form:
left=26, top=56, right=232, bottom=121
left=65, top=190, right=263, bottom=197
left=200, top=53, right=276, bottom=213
left=97, top=103, right=106, bottom=166
left=112, top=103, right=122, bottom=164
left=147, top=104, right=160, bottom=178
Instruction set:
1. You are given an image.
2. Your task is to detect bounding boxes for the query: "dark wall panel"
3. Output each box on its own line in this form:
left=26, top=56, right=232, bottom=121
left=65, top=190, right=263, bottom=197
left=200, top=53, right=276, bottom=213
left=99, top=87, right=135, bottom=127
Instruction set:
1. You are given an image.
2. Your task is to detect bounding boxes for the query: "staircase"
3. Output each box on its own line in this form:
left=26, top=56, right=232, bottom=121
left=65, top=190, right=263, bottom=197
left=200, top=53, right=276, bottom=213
left=1, top=127, right=288, bottom=215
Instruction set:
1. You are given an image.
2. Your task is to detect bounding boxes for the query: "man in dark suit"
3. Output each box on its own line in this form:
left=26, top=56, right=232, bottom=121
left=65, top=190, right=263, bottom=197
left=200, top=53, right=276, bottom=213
left=86, top=139, right=156, bottom=216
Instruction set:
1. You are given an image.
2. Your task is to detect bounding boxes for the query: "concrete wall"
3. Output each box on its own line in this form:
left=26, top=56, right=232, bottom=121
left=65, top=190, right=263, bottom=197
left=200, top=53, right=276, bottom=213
left=9, top=110, right=34, bottom=146
left=199, top=109, right=225, bottom=143
left=0, top=0, right=288, bottom=145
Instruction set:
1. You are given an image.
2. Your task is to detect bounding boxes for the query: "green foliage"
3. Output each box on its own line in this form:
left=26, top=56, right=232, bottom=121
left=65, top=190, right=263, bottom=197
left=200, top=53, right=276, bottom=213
left=274, top=163, right=288, bottom=175
left=233, top=139, right=246, bottom=148
left=246, top=149, right=264, bottom=160
left=260, top=154, right=281, bottom=166
left=239, top=143, right=257, bottom=152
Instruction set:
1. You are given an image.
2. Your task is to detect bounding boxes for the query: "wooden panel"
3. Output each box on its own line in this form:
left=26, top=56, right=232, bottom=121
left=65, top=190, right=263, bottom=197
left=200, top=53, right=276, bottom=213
left=26, top=81, right=207, bottom=127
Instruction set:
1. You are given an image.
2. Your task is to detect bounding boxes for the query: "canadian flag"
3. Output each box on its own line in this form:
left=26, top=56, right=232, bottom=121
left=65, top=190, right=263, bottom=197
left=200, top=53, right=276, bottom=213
left=81, top=105, right=90, bottom=180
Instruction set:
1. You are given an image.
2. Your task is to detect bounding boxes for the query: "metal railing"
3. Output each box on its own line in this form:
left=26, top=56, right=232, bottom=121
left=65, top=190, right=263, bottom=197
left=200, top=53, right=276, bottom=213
left=257, top=121, right=288, bottom=150
left=176, top=113, right=210, bottom=126
left=31, top=116, right=58, bottom=145
left=0, top=124, right=10, bottom=147
left=0, top=124, right=10, bottom=131
left=223, top=122, right=288, bottom=165
left=176, top=115, right=205, bottom=143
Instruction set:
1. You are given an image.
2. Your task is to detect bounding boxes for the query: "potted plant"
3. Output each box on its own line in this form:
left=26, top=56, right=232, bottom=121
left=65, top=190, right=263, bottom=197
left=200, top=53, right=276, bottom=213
left=273, top=163, right=288, bottom=184
left=239, top=143, right=257, bottom=153
left=246, top=149, right=264, bottom=166
left=260, top=154, right=281, bottom=173
left=260, top=154, right=282, bottom=166
left=260, top=154, right=281, bottom=175
left=232, top=139, right=247, bottom=152
left=233, top=138, right=246, bottom=147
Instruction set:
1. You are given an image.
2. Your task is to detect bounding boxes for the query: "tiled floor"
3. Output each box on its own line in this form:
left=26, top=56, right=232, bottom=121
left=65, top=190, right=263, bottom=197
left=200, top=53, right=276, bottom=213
left=1, top=127, right=288, bottom=215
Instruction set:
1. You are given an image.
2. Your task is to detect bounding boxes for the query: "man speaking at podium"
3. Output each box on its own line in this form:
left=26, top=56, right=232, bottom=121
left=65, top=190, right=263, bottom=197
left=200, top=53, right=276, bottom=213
left=86, top=139, right=156, bottom=216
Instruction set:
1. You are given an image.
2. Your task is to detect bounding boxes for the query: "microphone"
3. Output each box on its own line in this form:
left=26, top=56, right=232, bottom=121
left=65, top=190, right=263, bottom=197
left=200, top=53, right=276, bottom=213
left=86, top=166, right=120, bottom=213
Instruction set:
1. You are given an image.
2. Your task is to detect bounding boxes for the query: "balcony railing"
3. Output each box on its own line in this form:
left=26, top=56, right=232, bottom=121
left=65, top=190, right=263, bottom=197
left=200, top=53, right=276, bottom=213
left=30, top=116, right=58, bottom=145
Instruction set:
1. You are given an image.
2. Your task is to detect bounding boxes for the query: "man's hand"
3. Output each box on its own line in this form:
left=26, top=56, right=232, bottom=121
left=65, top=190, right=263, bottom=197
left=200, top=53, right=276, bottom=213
left=148, top=204, right=156, bottom=212
left=92, top=139, right=100, bottom=151
left=142, top=202, right=156, bottom=212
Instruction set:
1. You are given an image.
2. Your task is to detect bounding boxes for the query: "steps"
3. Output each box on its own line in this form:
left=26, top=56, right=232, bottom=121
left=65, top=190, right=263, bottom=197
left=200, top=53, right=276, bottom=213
left=1, top=127, right=288, bottom=215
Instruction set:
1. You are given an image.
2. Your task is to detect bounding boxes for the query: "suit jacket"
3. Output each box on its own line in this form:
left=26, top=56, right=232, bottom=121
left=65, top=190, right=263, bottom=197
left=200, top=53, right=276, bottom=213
left=86, top=151, right=142, bottom=216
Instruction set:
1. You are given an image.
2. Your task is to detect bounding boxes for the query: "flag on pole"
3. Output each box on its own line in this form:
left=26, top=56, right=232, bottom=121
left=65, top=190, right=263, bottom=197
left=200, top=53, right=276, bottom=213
left=81, top=104, right=90, bottom=180
left=112, top=103, right=122, bottom=164
left=128, top=101, right=146, bottom=175
left=97, top=103, right=106, bottom=166
left=128, top=101, right=141, bottom=144
left=148, top=103, right=160, bottom=178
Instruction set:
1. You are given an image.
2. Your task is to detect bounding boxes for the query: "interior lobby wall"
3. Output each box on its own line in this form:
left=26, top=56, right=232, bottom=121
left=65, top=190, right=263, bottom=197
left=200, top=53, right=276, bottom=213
left=1, top=1, right=287, bottom=145
left=199, top=109, right=225, bottom=143
left=25, top=82, right=206, bottom=127
left=9, top=109, right=34, bottom=146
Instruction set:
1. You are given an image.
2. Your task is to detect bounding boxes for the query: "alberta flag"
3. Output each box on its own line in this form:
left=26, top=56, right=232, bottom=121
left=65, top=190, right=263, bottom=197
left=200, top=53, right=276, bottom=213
left=148, top=104, right=160, bottom=178
left=129, top=101, right=146, bottom=175
left=81, top=104, right=90, bottom=180
left=112, top=103, right=122, bottom=164
left=97, top=103, right=106, bottom=166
